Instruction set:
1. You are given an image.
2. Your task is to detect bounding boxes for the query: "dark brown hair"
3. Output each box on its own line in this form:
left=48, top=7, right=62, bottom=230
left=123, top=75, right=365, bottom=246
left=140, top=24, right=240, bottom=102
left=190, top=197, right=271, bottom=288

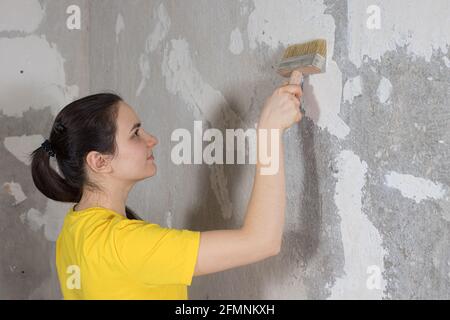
left=30, top=93, right=140, bottom=220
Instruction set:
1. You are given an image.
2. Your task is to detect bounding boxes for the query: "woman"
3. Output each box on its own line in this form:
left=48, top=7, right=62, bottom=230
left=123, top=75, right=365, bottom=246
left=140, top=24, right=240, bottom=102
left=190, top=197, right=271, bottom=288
left=30, top=84, right=302, bottom=299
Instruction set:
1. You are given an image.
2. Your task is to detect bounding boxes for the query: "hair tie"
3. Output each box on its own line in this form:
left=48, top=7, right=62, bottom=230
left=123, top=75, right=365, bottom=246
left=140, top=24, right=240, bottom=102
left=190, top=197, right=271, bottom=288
left=54, top=121, right=66, bottom=134
left=41, top=139, right=56, bottom=158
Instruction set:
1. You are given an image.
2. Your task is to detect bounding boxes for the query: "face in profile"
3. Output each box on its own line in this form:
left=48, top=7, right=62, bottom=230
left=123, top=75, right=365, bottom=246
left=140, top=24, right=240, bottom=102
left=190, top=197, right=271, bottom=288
left=109, top=101, right=159, bottom=182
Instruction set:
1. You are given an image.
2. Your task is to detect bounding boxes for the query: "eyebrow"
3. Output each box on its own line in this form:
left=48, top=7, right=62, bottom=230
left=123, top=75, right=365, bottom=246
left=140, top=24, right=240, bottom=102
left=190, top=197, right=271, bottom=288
left=129, top=122, right=141, bottom=133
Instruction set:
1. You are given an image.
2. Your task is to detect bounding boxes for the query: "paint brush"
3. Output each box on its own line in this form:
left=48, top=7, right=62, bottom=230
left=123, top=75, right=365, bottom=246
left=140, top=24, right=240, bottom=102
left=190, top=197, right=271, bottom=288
left=277, top=39, right=327, bottom=114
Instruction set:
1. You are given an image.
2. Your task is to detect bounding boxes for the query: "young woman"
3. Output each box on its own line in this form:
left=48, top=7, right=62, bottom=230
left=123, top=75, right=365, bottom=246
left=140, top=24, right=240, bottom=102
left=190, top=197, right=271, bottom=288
left=30, top=84, right=302, bottom=299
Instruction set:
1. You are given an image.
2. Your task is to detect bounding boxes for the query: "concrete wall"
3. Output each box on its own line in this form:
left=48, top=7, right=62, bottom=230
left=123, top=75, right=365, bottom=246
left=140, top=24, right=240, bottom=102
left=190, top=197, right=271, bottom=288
left=1, top=0, right=449, bottom=299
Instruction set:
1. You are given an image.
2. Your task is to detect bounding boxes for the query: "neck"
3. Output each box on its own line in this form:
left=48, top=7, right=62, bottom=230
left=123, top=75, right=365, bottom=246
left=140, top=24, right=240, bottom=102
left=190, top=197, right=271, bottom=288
left=76, top=181, right=134, bottom=217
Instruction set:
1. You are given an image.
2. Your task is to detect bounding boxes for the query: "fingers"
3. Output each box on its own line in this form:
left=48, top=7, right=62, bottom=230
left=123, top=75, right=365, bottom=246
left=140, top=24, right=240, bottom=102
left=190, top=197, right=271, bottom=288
left=279, top=83, right=302, bottom=98
left=276, top=82, right=304, bottom=124
left=291, top=102, right=302, bottom=123
left=288, top=94, right=301, bottom=106
left=287, top=94, right=302, bottom=123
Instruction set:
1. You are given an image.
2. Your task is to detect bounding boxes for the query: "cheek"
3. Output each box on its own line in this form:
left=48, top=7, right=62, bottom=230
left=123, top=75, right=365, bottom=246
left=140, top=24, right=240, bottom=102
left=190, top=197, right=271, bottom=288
left=120, top=144, right=147, bottom=163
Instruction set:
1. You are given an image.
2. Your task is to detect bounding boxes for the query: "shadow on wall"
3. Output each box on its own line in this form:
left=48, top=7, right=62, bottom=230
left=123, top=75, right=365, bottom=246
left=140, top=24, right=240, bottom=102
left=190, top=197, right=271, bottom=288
left=303, top=76, right=321, bottom=124
left=181, top=77, right=323, bottom=298
left=298, top=76, right=322, bottom=263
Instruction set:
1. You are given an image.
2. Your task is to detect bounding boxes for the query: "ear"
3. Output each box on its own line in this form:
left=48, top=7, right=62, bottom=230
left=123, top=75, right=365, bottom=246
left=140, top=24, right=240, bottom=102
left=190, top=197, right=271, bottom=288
left=85, top=151, right=113, bottom=174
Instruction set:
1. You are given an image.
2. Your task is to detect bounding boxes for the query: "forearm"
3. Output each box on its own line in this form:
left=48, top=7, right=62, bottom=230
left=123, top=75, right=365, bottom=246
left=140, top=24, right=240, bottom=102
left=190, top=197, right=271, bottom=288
left=242, top=125, right=285, bottom=252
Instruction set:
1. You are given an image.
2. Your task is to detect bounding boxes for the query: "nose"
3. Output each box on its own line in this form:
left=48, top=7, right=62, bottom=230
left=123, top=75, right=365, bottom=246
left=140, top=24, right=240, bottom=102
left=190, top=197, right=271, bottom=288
left=147, top=134, right=158, bottom=147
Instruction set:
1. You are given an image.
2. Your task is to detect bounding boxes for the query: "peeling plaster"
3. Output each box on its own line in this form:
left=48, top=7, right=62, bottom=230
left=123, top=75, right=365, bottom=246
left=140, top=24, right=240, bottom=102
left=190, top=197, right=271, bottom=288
left=3, top=134, right=43, bottom=166
left=328, top=150, right=386, bottom=299
left=229, top=27, right=244, bottom=55
left=163, top=39, right=227, bottom=121
left=115, top=13, right=125, bottom=43
left=376, top=76, right=392, bottom=104
left=348, top=0, right=450, bottom=67
left=304, top=61, right=350, bottom=139
left=443, top=56, right=450, bottom=68
left=247, top=0, right=336, bottom=58
left=3, top=181, right=27, bottom=205
left=0, top=0, right=44, bottom=33
left=0, top=35, right=79, bottom=117
left=24, top=201, right=71, bottom=242
left=146, top=3, right=171, bottom=53
left=136, top=3, right=171, bottom=97
left=343, top=76, right=362, bottom=104
left=385, top=171, right=447, bottom=203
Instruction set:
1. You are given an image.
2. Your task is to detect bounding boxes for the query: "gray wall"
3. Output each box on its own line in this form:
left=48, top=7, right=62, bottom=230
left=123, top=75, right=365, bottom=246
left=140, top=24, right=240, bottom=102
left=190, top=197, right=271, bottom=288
left=1, top=0, right=449, bottom=299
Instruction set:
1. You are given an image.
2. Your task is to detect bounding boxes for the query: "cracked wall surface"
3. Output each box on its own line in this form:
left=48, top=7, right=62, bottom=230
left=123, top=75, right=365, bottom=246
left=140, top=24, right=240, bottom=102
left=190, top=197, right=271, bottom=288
left=1, top=0, right=449, bottom=299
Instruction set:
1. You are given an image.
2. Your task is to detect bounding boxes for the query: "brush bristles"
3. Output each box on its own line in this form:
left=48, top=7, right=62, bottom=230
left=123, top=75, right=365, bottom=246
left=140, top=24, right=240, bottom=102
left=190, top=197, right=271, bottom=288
left=282, top=39, right=327, bottom=60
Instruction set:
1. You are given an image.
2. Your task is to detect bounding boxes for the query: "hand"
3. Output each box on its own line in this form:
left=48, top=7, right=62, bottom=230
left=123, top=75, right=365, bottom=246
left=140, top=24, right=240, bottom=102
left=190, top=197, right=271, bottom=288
left=257, top=82, right=303, bottom=132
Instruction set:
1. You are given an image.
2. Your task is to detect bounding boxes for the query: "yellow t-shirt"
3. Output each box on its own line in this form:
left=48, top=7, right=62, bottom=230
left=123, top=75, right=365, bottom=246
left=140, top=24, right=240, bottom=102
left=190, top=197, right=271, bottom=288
left=55, top=205, right=201, bottom=300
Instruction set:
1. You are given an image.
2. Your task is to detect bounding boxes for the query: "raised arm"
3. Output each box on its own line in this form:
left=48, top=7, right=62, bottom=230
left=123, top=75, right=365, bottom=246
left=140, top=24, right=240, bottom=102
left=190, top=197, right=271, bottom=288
left=194, top=84, right=303, bottom=276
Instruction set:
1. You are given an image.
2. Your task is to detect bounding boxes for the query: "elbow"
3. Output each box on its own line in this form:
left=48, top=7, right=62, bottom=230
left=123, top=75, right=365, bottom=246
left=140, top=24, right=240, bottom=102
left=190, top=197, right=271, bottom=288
left=260, top=236, right=281, bottom=257
left=268, top=243, right=281, bottom=256
left=256, top=241, right=280, bottom=258
left=271, top=237, right=282, bottom=255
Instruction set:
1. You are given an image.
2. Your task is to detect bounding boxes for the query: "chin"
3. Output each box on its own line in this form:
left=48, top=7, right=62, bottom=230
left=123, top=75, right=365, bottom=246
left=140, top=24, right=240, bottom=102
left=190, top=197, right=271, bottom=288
left=139, top=169, right=156, bottom=181
left=147, top=165, right=157, bottom=177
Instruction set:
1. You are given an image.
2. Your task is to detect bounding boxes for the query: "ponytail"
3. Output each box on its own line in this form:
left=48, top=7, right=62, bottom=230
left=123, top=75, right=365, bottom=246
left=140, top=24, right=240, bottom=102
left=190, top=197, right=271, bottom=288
left=30, top=142, right=82, bottom=203
left=125, top=206, right=141, bottom=220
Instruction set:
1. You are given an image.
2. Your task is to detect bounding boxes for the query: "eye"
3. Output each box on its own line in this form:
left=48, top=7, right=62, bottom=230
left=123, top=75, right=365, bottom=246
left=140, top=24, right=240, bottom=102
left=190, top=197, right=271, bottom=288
left=134, top=129, right=140, bottom=137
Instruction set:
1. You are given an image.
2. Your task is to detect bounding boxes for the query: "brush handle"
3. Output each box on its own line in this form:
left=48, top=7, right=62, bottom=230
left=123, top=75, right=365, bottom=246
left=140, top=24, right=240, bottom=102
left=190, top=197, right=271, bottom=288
left=289, top=70, right=303, bottom=85
left=289, top=70, right=305, bottom=115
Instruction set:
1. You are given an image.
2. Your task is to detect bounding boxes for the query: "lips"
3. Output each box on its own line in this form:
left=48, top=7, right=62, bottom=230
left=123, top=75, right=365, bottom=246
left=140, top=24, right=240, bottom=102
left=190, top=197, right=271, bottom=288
left=147, top=153, right=154, bottom=160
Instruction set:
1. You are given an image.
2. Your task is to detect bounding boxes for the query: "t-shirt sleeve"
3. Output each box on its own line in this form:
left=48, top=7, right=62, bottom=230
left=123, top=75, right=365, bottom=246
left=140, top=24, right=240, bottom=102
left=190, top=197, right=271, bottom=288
left=111, top=220, right=201, bottom=286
